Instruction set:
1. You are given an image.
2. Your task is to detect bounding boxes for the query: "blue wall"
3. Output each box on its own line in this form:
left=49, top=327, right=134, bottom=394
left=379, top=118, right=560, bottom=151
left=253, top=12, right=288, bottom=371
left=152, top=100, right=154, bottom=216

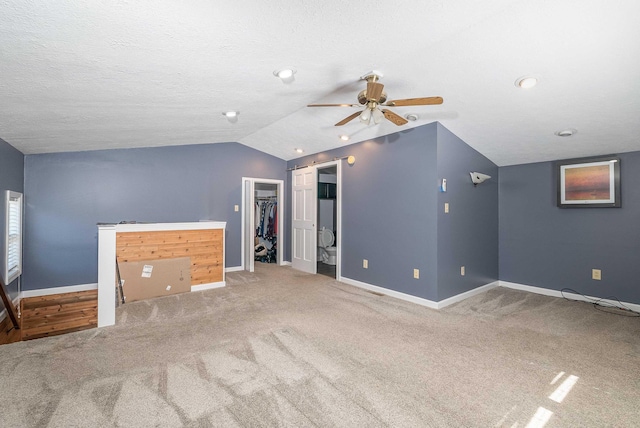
left=288, top=125, right=440, bottom=300
left=0, top=138, right=24, bottom=302
left=23, top=143, right=286, bottom=291
left=287, top=122, right=499, bottom=302
left=499, top=151, right=640, bottom=303
left=436, top=124, right=499, bottom=300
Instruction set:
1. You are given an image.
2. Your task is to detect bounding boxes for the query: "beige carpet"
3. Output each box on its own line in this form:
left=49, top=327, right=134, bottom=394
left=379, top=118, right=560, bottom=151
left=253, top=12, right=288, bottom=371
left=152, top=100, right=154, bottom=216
left=1, top=264, right=638, bottom=427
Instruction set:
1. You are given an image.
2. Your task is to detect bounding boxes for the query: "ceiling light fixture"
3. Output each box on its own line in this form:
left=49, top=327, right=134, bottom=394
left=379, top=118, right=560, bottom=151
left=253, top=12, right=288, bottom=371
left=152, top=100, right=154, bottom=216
left=359, top=108, right=372, bottom=124
left=371, top=108, right=384, bottom=124
left=405, top=113, right=419, bottom=121
left=222, top=111, right=239, bottom=123
left=273, top=68, right=296, bottom=84
left=555, top=128, right=577, bottom=137
left=294, top=148, right=304, bottom=153
left=340, top=135, right=350, bottom=141
left=515, top=76, right=538, bottom=89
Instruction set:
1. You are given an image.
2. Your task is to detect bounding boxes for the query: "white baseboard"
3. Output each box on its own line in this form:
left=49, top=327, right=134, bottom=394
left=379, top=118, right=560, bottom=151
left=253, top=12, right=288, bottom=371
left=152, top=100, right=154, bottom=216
left=225, top=266, right=243, bottom=273
left=340, top=277, right=499, bottom=310
left=191, top=281, right=225, bottom=292
left=437, top=281, right=499, bottom=308
left=282, top=261, right=292, bottom=266
left=340, top=277, right=439, bottom=309
left=499, top=281, right=640, bottom=313
left=21, top=283, right=98, bottom=298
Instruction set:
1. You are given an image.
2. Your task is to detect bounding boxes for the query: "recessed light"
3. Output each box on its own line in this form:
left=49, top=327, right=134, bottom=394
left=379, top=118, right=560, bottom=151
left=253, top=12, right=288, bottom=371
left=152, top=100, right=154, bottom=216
left=515, top=76, right=538, bottom=89
left=273, top=68, right=296, bottom=84
left=222, top=111, right=239, bottom=123
left=555, top=128, right=577, bottom=137
left=340, top=135, right=350, bottom=141
left=295, top=148, right=304, bottom=153
left=405, top=113, right=419, bottom=121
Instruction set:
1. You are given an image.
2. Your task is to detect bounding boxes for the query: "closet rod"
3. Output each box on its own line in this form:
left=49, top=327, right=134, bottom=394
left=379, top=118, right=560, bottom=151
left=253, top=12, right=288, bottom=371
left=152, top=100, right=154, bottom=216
left=286, top=155, right=351, bottom=171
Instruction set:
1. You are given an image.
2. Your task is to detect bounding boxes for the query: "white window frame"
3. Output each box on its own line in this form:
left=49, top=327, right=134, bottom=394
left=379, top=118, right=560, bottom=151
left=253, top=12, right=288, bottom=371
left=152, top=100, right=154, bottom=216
left=3, top=190, right=23, bottom=285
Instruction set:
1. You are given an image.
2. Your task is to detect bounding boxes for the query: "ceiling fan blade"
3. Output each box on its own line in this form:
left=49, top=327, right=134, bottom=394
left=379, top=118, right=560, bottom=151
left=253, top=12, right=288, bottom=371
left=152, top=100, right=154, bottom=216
left=335, top=111, right=362, bottom=126
left=366, top=81, right=384, bottom=102
left=385, top=96, right=443, bottom=107
left=307, top=103, right=360, bottom=107
left=381, top=109, right=408, bottom=126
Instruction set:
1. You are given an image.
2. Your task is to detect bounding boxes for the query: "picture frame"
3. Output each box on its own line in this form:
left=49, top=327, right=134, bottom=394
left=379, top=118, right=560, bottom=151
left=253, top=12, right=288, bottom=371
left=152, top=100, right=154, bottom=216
left=557, top=156, right=621, bottom=208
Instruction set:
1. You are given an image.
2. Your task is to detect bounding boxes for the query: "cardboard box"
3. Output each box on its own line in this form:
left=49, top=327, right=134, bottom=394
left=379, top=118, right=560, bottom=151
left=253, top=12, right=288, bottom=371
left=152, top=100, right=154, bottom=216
left=118, top=257, right=191, bottom=303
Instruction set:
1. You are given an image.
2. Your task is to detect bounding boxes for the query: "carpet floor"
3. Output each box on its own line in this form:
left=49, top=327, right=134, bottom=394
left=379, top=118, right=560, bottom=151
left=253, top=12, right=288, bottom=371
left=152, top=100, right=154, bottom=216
left=1, top=264, right=638, bottom=427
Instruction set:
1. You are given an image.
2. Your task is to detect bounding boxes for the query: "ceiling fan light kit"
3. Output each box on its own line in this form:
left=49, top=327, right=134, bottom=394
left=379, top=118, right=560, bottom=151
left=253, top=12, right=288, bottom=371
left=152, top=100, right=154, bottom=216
left=307, top=71, right=443, bottom=127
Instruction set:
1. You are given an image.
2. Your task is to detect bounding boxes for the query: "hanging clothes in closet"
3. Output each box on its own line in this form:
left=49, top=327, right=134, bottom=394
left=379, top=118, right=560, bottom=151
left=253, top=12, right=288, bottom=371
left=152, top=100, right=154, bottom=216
left=255, top=198, right=277, bottom=263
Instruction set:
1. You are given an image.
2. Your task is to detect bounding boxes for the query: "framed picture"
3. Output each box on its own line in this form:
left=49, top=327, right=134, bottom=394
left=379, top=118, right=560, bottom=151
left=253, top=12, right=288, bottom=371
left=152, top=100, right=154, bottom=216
left=557, top=156, right=621, bottom=208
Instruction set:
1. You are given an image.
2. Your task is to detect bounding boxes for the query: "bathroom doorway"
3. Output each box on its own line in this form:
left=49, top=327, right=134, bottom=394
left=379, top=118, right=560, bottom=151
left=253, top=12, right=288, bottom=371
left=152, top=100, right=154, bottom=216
left=317, top=164, right=338, bottom=279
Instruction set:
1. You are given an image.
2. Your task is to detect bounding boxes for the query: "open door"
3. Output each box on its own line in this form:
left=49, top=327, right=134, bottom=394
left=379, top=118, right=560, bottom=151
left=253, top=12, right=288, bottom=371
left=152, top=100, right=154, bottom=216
left=291, top=167, right=317, bottom=274
left=242, top=178, right=255, bottom=272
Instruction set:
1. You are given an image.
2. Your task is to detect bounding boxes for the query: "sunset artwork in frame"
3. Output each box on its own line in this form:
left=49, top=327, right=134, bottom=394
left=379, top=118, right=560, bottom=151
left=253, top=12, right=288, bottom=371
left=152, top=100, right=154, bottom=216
left=557, top=156, right=621, bottom=208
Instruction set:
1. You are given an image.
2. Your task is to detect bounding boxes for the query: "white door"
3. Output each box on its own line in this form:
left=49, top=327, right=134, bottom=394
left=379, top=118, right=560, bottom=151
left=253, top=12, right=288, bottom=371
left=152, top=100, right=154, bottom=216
left=292, top=167, right=316, bottom=273
left=242, top=178, right=255, bottom=272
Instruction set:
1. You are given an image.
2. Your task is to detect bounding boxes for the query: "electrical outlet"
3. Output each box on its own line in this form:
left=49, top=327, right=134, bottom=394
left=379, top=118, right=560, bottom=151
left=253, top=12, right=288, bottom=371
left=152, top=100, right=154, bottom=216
left=234, top=205, right=239, bottom=212
left=444, top=203, right=449, bottom=213
left=460, top=266, right=465, bottom=276
left=413, top=269, right=420, bottom=279
left=592, top=269, right=601, bottom=280
left=363, top=259, right=368, bottom=269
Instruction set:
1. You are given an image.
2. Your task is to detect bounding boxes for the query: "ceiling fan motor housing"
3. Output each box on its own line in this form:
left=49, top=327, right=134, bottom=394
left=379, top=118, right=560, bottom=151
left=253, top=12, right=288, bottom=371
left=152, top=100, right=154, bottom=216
left=357, top=89, right=387, bottom=105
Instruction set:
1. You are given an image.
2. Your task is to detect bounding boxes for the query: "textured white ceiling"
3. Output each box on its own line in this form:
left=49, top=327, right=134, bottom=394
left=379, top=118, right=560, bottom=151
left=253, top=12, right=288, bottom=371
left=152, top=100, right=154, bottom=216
left=1, top=0, right=639, bottom=165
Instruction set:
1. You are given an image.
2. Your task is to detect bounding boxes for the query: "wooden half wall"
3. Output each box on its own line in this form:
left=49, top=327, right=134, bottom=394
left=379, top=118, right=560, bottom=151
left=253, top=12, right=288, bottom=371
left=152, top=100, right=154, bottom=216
left=116, top=229, right=224, bottom=285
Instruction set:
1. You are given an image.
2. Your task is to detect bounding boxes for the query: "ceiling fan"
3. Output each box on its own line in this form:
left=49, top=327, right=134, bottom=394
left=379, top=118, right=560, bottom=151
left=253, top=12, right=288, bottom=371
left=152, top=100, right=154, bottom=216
left=307, top=71, right=443, bottom=127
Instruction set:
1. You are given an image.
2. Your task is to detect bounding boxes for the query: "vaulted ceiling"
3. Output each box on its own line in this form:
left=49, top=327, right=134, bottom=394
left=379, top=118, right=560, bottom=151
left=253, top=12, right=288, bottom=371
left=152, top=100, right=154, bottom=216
left=1, top=1, right=639, bottom=166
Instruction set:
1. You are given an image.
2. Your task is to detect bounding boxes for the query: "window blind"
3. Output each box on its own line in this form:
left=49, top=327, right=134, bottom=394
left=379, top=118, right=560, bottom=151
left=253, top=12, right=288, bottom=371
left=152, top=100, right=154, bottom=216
left=4, top=191, right=22, bottom=284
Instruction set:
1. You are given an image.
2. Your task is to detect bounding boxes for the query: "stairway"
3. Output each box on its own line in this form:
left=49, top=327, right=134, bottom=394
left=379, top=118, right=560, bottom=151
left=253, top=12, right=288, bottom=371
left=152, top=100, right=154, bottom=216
left=20, top=289, right=98, bottom=340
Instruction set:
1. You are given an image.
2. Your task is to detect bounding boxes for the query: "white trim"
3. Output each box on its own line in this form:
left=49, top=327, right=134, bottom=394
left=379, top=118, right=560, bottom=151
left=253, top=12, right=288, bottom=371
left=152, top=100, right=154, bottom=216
left=340, top=277, right=499, bottom=310
left=108, top=221, right=226, bottom=232
left=436, top=281, right=499, bottom=308
left=499, top=281, right=640, bottom=312
left=21, top=283, right=97, bottom=298
left=340, top=277, right=439, bottom=309
left=282, top=261, right=292, bottom=266
left=190, top=281, right=226, bottom=292
left=98, top=224, right=117, bottom=328
left=225, top=266, right=243, bottom=273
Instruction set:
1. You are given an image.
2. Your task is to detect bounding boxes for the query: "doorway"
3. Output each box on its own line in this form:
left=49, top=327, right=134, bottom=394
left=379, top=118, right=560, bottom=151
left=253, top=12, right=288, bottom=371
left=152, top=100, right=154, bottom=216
left=291, top=160, right=342, bottom=280
left=317, top=165, right=337, bottom=278
left=241, top=177, right=284, bottom=272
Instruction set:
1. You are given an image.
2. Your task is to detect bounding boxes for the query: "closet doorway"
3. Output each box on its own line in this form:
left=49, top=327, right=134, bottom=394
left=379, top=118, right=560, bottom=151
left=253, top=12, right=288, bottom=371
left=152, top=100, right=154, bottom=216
left=241, top=178, right=284, bottom=272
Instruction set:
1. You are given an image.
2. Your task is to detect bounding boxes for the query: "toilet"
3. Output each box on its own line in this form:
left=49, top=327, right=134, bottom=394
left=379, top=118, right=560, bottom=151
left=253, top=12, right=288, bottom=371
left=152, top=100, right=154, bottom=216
left=317, top=227, right=337, bottom=265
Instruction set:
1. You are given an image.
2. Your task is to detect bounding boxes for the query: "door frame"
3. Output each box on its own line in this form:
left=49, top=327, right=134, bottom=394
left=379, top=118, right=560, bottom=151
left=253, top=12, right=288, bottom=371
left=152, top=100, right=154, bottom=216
left=241, top=177, right=284, bottom=272
left=316, top=160, right=342, bottom=281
